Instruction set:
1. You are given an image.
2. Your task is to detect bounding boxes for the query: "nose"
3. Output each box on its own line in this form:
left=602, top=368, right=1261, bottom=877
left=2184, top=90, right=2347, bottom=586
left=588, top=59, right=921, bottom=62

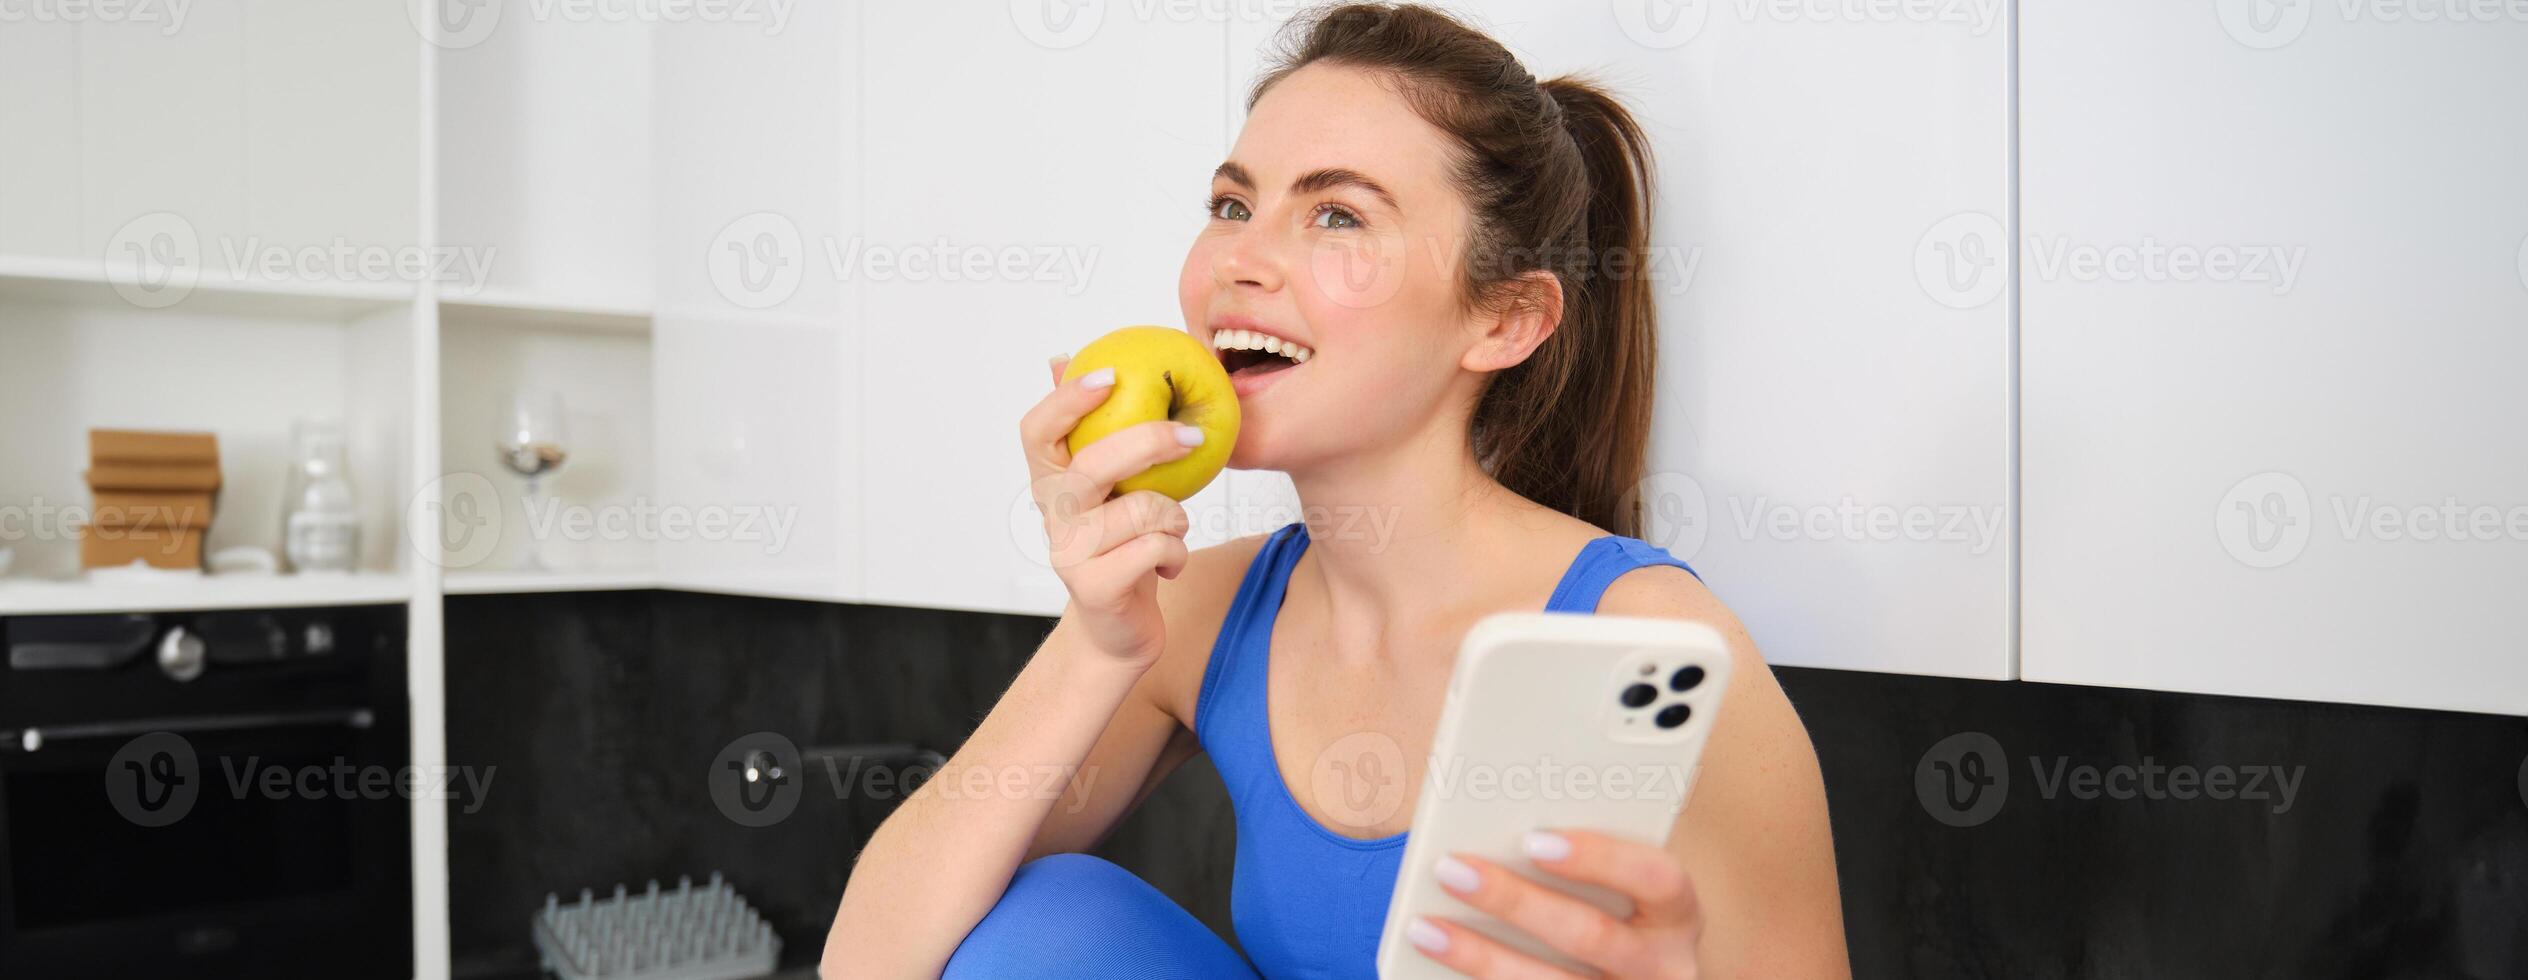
left=1212, top=222, right=1284, bottom=293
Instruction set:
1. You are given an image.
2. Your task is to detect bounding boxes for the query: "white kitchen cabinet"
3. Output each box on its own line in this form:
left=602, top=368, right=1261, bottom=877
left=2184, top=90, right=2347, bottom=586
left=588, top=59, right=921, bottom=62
left=2018, top=4, right=2528, bottom=714
left=1232, top=3, right=2017, bottom=677
left=0, top=15, right=82, bottom=257
left=648, top=4, right=865, bottom=603
left=852, top=4, right=1230, bottom=615
left=77, top=1, right=418, bottom=273
left=437, top=1, right=652, bottom=310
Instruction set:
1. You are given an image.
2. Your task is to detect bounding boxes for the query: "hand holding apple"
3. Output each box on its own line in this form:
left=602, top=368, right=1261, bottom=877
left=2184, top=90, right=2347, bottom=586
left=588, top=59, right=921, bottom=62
left=1019, top=330, right=1228, bottom=664
left=1058, top=326, right=1239, bottom=502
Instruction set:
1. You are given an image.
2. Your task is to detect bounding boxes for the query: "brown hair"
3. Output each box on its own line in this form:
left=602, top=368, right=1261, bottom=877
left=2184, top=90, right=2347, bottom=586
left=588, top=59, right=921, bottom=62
left=1252, top=3, right=1660, bottom=537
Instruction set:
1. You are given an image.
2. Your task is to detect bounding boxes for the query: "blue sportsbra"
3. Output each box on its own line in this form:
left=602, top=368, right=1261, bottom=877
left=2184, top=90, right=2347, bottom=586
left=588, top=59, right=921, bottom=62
left=1190, top=522, right=1699, bottom=979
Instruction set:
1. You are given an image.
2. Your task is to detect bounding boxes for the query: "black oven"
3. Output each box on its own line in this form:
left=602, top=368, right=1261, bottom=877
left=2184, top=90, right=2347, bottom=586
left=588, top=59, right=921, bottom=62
left=0, top=605, right=411, bottom=979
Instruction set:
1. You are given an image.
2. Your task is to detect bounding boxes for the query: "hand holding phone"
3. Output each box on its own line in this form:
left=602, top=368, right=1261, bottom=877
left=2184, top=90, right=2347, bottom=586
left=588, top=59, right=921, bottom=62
left=1377, top=613, right=1732, bottom=978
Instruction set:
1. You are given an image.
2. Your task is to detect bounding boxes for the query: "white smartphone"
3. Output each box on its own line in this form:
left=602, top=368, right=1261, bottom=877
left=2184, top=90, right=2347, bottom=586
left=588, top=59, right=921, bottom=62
left=1376, top=612, right=1733, bottom=979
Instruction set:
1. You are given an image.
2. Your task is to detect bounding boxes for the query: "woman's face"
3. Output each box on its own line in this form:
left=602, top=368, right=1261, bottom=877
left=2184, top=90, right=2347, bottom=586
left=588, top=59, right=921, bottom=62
left=1179, top=64, right=1484, bottom=474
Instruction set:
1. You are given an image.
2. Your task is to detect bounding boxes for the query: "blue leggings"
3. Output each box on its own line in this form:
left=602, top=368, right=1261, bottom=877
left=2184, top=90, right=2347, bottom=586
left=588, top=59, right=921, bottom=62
left=943, top=853, right=1261, bottom=979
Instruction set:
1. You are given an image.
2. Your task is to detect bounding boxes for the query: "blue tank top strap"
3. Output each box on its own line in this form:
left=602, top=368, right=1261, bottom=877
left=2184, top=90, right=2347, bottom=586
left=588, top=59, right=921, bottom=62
left=1543, top=535, right=1701, bottom=613
left=1193, top=521, right=1310, bottom=749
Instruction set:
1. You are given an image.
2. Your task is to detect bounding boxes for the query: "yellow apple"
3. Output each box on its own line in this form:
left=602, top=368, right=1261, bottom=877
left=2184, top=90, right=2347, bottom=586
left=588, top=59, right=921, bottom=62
left=1061, top=326, right=1240, bottom=501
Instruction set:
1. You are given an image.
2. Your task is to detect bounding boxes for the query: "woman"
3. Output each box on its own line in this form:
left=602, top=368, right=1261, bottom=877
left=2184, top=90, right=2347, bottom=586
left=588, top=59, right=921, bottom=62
left=824, top=5, right=1848, bottom=977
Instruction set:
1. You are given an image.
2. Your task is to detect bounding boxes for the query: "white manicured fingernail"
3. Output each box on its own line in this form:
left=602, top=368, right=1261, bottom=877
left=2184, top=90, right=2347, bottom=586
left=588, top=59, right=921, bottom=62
left=1079, top=367, right=1115, bottom=389
left=1524, top=831, right=1572, bottom=861
left=1407, top=917, right=1450, bottom=954
left=1173, top=424, right=1205, bottom=447
left=1433, top=855, right=1479, bottom=893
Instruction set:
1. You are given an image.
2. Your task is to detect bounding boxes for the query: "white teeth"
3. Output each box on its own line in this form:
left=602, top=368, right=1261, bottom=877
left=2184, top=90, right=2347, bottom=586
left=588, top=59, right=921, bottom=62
left=1212, top=328, right=1315, bottom=363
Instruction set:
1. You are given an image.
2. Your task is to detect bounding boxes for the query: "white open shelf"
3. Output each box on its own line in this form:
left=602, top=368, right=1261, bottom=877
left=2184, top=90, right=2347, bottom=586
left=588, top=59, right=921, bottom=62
left=0, top=571, right=414, bottom=616
left=440, top=288, right=651, bottom=334
left=442, top=567, right=658, bottom=595
left=0, top=253, right=414, bottom=320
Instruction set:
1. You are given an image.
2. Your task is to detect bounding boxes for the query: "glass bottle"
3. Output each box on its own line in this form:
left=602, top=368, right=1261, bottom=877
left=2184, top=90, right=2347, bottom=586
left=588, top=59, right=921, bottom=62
left=283, top=420, right=360, bottom=574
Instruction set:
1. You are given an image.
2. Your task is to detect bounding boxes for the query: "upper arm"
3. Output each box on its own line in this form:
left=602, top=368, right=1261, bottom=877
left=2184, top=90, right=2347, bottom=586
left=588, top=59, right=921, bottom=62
left=1022, top=534, right=1262, bottom=859
left=1598, top=566, right=1851, bottom=979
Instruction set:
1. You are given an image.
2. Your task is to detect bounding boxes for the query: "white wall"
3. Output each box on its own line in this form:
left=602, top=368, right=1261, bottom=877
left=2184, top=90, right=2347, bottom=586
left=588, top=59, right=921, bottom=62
left=2018, top=1, right=2528, bottom=715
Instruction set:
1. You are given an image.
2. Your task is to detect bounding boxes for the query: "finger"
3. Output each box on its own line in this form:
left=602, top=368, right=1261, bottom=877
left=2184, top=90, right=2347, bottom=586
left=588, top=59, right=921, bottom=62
left=1044, top=491, right=1188, bottom=571
left=1032, top=472, right=1107, bottom=567
left=1049, top=354, right=1070, bottom=387
left=1434, top=854, right=1645, bottom=974
left=1066, top=419, right=1199, bottom=494
left=1403, top=916, right=1588, bottom=980
left=1093, top=491, right=1191, bottom=554
left=1068, top=531, right=1190, bottom=601
left=1135, top=530, right=1192, bottom=582
left=1018, top=366, right=1118, bottom=479
left=1523, top=829, right=1701, bottom=926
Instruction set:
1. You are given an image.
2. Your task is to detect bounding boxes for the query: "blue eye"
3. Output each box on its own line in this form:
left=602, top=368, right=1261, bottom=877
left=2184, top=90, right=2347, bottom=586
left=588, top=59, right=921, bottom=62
left=1311, top=205, right=1362, bottom=230
left=1207, top=196, right=1251, bottom=221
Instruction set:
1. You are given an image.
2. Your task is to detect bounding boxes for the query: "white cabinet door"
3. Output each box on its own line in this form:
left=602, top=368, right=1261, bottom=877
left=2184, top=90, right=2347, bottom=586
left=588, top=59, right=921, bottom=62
left=650, top=6, right=864, bottom=602
left=0, top=14, right=82, bottom=258
left=72, top=1, right=417, bottom=278
left=77, top=1, right=248, bottom=264
left=437, top=1, right=651, bottom=308
left=1229, top=3, right=2014, bottom=676
left=855, top=5, right=1229, bottom=615
left=2019, top=4, right=2528, bottom=713
left=242, top=0, right=420, bottom=260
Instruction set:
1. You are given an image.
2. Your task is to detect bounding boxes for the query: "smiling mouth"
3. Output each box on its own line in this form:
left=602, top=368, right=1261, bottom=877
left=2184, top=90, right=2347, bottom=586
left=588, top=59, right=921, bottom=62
left=1212, top=327, right=1313, bottom=380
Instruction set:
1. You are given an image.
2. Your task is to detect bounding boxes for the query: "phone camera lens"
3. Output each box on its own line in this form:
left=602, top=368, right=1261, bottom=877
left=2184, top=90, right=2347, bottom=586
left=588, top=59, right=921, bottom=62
left=1655, top=704, right=1691, bottom=729
left=1621, top=683, right=1658, bottom=708
left=1669, top=665, right=1705, bottom=692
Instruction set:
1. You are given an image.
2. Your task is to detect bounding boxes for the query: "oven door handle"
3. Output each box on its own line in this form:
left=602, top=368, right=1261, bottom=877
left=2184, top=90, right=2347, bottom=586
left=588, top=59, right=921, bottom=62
left=7, top=707, right=374, bottom=753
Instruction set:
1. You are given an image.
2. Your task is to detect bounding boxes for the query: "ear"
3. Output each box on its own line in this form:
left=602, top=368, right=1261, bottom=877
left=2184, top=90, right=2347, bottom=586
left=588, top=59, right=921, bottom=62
left=1460, top=270, right=1564, bottom=373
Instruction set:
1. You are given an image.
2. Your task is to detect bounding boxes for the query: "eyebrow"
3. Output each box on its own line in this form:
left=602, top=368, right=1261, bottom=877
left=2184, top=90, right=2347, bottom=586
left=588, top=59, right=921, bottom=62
left=1213, top=161, right=1401, bottom=213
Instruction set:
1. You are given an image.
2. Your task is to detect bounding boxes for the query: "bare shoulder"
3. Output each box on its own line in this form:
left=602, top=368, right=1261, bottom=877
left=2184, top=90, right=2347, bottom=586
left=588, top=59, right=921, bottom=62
left=1596, top=563, right=1739, bottom=634
left=1594, top=564, right=1789, bottom=778
left=1140, top=531, right=1275, bottom=724
left=1599, top=566, right=1852, bottom=974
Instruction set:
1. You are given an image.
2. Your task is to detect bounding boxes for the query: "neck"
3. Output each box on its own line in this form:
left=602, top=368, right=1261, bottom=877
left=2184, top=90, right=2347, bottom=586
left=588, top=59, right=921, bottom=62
left=1284, top=412, right=1544, bottom=643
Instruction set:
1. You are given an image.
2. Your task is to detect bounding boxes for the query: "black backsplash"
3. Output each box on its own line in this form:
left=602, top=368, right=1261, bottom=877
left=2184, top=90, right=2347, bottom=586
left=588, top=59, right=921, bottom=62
left=444, top=591, right=2527, bottom=979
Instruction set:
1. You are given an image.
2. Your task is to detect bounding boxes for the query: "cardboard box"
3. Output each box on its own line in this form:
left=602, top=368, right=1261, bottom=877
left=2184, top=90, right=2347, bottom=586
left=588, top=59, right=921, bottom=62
left=78, top=524, right=205, bottom=570
left=85, top=463, right=224, bottom=493
left=89, top=428, right=220, bottom=466
left=88, top=490, right=217, bottom=530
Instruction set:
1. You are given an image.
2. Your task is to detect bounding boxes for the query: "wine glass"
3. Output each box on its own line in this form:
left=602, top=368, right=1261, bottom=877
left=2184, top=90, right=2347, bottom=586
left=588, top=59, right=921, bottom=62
left=496, top=390, right=569, bottom=571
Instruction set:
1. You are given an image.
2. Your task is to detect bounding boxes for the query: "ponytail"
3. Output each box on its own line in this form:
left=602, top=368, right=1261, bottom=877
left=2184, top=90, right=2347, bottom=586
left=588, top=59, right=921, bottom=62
left=1494, top=78, right=1658, bottom=538
left=1257, top=5, right=1661, bottom=536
